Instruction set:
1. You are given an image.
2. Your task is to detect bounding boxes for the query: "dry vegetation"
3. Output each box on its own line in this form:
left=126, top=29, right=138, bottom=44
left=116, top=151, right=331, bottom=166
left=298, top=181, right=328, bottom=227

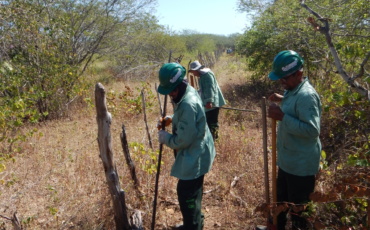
left=1, top=55, right=277, bottom=229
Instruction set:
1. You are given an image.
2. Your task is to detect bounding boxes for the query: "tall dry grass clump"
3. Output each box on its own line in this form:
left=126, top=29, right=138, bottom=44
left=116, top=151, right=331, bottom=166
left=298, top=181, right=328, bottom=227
left=1, top=55, right=273, bottom=229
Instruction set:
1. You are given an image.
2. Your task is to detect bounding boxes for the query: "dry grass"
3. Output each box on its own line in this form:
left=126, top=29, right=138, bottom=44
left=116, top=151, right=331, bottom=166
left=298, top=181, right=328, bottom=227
left=0, top=55, right=273, bottom=229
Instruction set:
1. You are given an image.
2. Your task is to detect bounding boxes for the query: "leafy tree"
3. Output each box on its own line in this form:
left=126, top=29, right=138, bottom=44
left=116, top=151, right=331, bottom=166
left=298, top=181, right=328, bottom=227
left=236, top=0, right=369, bottom=89
left=106, top=27, right=237, bottom=80
left=236, top=0, right=370, bottom=227
left=0, top=0, right=155, bottom=153
left=237, top=0, right=275, bottom=16
left=107, top=15, right=187, bottom=80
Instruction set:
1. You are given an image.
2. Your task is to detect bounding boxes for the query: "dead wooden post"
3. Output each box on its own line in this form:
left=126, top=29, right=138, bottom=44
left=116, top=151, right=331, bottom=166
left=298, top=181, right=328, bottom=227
left=120, top=124, right=141, bottom=191
left=95, top=82, right=131, bottom=230
left=187, top=60, right=195, bottom=87
left=141, top=89, right=153, bottom=149
left=155, top=83, right=163, bottom=116
left=271, top=118, right=277, bottom=226
left=261, top=97, right=270, bottom=226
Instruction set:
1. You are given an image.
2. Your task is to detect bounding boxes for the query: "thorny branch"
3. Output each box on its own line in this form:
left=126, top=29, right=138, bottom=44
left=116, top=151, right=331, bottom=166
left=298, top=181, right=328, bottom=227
left=300, top=0, right=370, bottom=101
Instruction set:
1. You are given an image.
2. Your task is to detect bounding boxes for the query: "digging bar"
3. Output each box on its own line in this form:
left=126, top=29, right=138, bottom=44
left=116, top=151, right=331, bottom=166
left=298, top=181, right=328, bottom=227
left=214, top=106, right=257, bottom=112
left=271, top=118, right=277, bottom=227
left=151, top=51, right=171, bottom=230
left=261, top=97, right=270, bottom=226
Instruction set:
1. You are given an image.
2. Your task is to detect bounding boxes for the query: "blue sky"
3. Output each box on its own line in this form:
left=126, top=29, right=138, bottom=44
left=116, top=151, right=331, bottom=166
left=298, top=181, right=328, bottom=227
left=154, top=0, right=249, bottom=36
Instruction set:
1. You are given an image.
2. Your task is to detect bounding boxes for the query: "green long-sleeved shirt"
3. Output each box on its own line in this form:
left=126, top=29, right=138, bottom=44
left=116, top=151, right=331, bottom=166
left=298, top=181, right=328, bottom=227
left=162, top=85, right=216, bottom=180
left=277, top=78, right=322, bottom=176
left=197, top=69, right=226, bottom=112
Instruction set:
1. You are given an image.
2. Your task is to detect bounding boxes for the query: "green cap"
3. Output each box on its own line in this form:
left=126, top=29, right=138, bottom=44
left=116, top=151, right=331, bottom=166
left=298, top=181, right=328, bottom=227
left=269, top=50, right=304, bottom=80
left=158, top=63, right=186, bottom=95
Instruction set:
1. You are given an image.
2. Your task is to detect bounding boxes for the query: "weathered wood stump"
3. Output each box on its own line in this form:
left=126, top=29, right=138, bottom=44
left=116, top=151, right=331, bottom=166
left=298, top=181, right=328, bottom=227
left=95, top=82, right=143, bottom=230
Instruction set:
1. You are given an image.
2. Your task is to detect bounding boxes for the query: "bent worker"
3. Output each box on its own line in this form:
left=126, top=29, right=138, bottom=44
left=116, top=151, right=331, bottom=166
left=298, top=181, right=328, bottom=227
left=267, top=50, right=322, bottom=229
left=188, top=60, right=226, bottom=140
left=157, top=62, right=216, bottom=230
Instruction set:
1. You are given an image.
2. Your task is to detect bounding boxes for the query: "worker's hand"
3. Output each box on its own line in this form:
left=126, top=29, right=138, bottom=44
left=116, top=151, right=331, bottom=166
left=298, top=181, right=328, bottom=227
left=268, top=103, right=284, bottom=121
left=268, top=93, right=283, bottom=102
left=156, top=116, right=172, bottom=130
left=158, top=130, right=169, bottom=144
left=205, top=102, right=213, bottom=109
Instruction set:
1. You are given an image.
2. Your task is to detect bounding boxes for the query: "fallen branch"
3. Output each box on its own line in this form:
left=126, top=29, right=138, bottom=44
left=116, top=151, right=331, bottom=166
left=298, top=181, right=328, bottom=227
left=229, top=173, right=248, bottom=207
left=203, top=185, right=220, bottom=194
left=0, top=212, right=22, bottom=230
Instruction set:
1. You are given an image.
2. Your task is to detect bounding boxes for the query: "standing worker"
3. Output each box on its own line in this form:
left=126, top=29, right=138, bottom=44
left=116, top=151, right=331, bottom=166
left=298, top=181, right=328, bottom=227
left=267, top=50, right=322, bottom=229
left=156, top=62, right=216, bottom=230
left=188, top=60, right=226, bottom=140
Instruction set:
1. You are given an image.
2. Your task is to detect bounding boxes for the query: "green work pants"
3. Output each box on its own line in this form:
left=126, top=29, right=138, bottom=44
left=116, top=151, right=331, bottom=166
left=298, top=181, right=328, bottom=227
left=177, top=175, right=204, bottom=230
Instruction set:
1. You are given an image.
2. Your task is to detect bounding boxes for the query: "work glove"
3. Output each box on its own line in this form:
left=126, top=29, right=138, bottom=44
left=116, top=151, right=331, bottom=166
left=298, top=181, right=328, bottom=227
left=157, top=115, right=172, bottom=130
left=158, top=130, right=169, bottom=144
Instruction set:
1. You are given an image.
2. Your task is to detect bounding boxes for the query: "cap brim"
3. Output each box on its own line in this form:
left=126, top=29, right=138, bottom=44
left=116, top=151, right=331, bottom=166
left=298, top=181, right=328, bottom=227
left=157, top=85, right=172, bottom=95
left=189, top=65, right=204, bottom=71
left=268, top=72, right=281, bottom=81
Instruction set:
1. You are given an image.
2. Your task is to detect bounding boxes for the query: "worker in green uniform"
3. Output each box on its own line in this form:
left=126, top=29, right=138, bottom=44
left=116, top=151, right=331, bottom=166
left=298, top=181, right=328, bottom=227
left=267, top=50, right=322, bottom=229
left=157, top=62, right=216, bottom=230
left=189, top=60, right=226, bottom=140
